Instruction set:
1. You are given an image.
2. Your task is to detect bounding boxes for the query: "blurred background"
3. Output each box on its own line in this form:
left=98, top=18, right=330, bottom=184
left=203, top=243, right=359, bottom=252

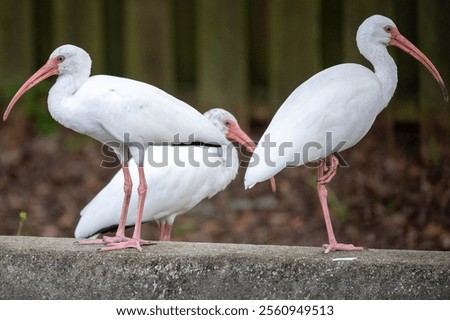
left=0, top=0, right=449, bottom=250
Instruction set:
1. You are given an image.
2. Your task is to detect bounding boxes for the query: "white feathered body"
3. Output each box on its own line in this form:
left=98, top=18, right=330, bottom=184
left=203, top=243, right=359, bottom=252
left=245, top=63, right=387, bottom=187
left=75, top=143, right=238, bottom=238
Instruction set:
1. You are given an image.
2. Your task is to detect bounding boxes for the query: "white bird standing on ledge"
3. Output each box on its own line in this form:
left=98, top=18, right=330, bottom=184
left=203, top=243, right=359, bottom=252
left=75, top=108, right=273, bottom=241
left=4, top=44, right=228, bottom=252
left=244, top=15, right=448, bottom=252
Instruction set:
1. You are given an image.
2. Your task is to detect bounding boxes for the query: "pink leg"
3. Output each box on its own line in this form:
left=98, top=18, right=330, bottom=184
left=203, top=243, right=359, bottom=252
left=159, top=223, right=172, bottom=241
left=317, top=155, right=363, bottom=253
left=101, top=165, right=150, bottom=252
left=317, top=155, right=339, bottom=184
left=78, top=163, right=133, bottom=245
left=159, top=221, right=166, bottom=241
left=269, top=177, right=277, bottom=193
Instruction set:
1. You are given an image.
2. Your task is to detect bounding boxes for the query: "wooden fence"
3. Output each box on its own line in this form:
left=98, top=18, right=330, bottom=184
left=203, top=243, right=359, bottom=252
left=0, top=0, right=449, bottom=128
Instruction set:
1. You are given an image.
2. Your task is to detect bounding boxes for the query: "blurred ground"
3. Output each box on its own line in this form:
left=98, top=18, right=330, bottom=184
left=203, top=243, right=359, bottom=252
left=0, top=111, right=449, bottom=250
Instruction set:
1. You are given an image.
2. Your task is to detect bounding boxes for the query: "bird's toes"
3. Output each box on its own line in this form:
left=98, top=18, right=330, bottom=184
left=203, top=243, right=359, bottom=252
left=322, top=243, right=364, bottom=253
left=98, top=238, right=153, bottom=252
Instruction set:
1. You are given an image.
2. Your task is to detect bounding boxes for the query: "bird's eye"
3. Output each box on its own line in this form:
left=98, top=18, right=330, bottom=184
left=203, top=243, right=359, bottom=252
left=224, top=120, right=231, bottom=126
left=384, top=26, right=392, bottom=33
left=56, top=55, right=65, bottom=63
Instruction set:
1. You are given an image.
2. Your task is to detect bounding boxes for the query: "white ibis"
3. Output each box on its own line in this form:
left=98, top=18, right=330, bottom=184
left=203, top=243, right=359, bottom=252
left=244, top=15, right=448, bottom=253
left=4, top=44, right=230, bottom=252
left=75, top=108, right=273, bottom=241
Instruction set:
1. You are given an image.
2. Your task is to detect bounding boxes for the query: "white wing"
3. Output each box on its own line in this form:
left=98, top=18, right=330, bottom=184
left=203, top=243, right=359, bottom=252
left=51, top=75, right=229, bottom=147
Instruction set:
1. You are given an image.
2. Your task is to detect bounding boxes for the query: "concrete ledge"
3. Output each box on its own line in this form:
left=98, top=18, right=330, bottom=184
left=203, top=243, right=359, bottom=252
left=1, top=236, right=449, bottom=299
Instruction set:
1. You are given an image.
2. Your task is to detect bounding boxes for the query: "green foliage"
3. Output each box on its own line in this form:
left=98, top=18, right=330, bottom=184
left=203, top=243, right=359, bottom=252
left=428, top=136, right=442, bottom=165
left=386, top=199, right=397, bottom=213
left=3, top=81, right=59, bottom=136
left=327, top=188, right=350, bottom=220
left=16, top=211, right=28, bottom=236
left=173, top=221, right=197, bottom=239
left=63, top=135, right=95, bottom=152
left=4, top=82, right=95, bottom=153
left=24, top=82, right=60, bottom=136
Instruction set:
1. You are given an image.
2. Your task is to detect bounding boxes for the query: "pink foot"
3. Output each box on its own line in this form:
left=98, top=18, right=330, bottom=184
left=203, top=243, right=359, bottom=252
left=322, top=242, right=364, bottom=253
left=100, top=238, right=151, bottom=252
left=317, top=156, right=339, bottom=185
left=78, top=234, right=129, bottom=246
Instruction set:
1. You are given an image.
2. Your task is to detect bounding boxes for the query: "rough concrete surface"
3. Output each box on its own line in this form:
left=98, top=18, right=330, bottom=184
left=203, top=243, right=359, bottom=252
left=0, top=236, right=449, bottom=299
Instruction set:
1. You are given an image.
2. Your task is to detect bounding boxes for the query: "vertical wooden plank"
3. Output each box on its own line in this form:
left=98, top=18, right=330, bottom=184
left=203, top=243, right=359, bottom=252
left=321, top=0, right=343, bottom=69
left=0, top=0, right=34, bottom=88
left=342, top=0, right=366, bottom=65
left=417, top=0, right=450, bottom=163
left=173, top=0, right=196, bottom=97
left=104, top=0, right=124, bottom=76
left=268, top=0, right=321, bottom=111
left=196, top=0, right=248, bottom=124
left=247, top=0, right=269, bottom=122
left=417, top=0, right=450, bottom=119
left=124, top=0, right=175, bottom=92
left=391, top=0, right=418, bottom=120
left=33, top=0, right=53, bottom=65
left=0, top=1, right=34, bottom=149
left=51, top=0, right=105, bottom=74
left=248, top=0, right=268, bottom=94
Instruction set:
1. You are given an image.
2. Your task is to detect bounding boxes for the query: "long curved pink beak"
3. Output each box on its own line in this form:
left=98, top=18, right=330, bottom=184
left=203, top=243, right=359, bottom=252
left=390, top=28, right=448, bottom=102
left=227, top=120, right=277, bottom=193
left=3, top=58, right=59, bottom=121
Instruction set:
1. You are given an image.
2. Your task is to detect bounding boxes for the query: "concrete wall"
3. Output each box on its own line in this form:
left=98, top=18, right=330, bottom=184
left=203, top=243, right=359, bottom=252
left=1, top=236, right=449, bottom=299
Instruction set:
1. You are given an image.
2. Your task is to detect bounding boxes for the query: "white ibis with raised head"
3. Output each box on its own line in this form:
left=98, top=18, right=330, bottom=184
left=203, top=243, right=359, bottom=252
left=244, top=15, right=448, bottom=253
left=75, top=108, right=274, bottom=241
left=4, top=44, right=230, bottom=252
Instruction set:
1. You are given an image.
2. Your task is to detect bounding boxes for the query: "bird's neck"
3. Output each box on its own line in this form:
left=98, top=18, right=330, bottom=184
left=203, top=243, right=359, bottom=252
left=47, top=73, right=88, bottom=127
left=361, top=44, right=398, bottom=111
left=223, top=145, right=240, bottom=179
